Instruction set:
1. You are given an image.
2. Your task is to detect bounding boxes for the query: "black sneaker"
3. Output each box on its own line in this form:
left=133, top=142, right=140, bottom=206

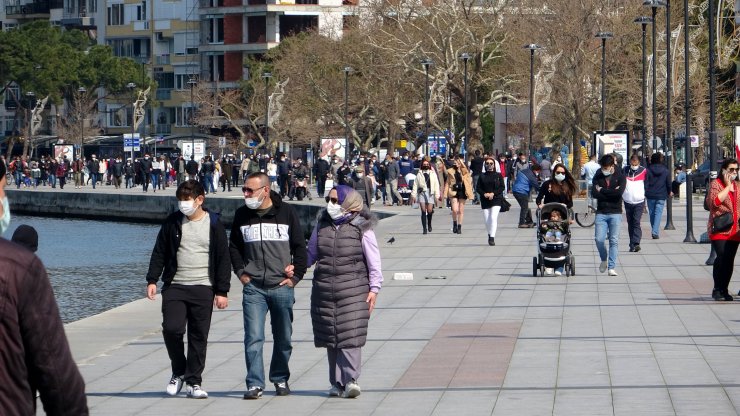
left=633, top=245, right=641, bottom=252
left=712, top=289, right=723, bottom=301
left=722, top=292, right=734, bottom=301
left=243, top=386, right=263, bottom=400
left=274, top=381, right=290, bottom=396
left=488, top=237, right=495, bottom=246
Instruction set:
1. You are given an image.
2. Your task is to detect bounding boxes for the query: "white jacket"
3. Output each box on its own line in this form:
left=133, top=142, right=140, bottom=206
left=623, top=166, right=647, bottom=204
left=413, top=169, right=440, bottom=199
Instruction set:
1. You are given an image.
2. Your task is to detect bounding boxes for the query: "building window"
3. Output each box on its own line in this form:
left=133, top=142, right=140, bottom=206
left=107, top=3, right=124, bottom=26
left=89, top=0, right=97, bottom=14
left=207, top=54, right=224, bottom=82
left=207, top=17, right=224, bottom=44
left=108, top=105, right=130, bottom=127
left=175, top=74, right=198, bottom=90
left=136, top=1, right=146, bottom=21
left=175, top=106, right=195, bottom=126
left=174, top=32, right=199, bottom=55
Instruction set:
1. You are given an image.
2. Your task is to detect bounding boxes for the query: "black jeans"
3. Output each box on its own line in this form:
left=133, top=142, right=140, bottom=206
left=513, top=193, right=532, bottom=225
left=624, top=201, right=644, bottom=247
left=712, top=240, right=740, bottom=293
left=161, top=284, right=215, bottom=386
left=316, top=174, right=327, bottom=197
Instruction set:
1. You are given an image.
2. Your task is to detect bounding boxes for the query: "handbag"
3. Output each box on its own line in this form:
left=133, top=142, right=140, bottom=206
left=500, top=198, right=511, bottom=212
left=712, top=212, right=734, bottom=233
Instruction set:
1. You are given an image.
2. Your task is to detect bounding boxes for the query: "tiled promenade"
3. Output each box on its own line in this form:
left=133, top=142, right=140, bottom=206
left=58, top=192, right=740, bottom=415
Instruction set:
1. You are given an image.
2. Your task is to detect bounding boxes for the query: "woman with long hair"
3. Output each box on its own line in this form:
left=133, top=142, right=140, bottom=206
left=535, top=164, right=576, bottom=276
left=411, top=158, right=441, bottom=234
left=707, top=158, right=740, bottom=301
left=476, top=156, right=506, bottom=245
left=445, top=155, right=473, bottom=234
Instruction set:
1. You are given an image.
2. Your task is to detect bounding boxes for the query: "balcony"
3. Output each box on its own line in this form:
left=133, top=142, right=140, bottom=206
left=156, top=89, right=172, bottom=100
left=155, top=54, right=171, bottom=65
left=6, top=1, right=51, bottom=17
left=155, top=124, right=172, bottom=134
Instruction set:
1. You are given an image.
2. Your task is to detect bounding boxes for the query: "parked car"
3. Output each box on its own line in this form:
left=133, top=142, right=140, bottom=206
left=691, top=159, right=724, bottom=193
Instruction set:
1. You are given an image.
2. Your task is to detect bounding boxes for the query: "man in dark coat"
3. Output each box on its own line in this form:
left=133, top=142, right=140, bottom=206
left=313, top=157, right=330, bottom=197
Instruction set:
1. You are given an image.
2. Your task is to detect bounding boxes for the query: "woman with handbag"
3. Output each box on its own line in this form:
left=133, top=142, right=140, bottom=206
left=445, top=155, right=473, bottom=234
left=476, top=157, right=506, bottom=246
left=411, top=158, right=441, bottom=234
left=707, top=158, right=740, bottom=301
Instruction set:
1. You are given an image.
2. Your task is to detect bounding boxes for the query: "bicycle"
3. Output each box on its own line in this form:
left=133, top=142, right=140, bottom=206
left=573, top=180, right=596, bottom=227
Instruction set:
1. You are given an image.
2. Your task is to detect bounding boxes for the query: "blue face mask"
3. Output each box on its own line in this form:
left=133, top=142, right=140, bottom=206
left=0, top=197, right=10, bottom=236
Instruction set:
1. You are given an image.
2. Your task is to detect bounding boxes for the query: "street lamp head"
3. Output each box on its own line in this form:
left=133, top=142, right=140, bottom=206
left=420, top=58, right=433, bottom=68
left=459, top=53, right=472, bottom=61
left=34, top=64, right=41, bottom=70
left=524, top=44, right=542, bottom=50
left=78, top=86, right=87, bottom=93
left=595, top=32, right=614, bottom=39
left=634, top=16, right=654, bottom=25
left=642, top=0, right=666, bottom=8
left=343, top=66, right=353, bottom=74
left=187, top=76, right=197, bottom=86
left=262, top=72, right=272, bottom=79
left=26, top=91, right=35, bottom=97
left=126, top=82, right=136, bottom=90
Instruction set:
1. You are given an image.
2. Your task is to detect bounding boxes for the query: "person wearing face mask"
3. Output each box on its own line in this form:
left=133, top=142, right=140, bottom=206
left=124, top=159, right=135, bottom=188
left=351, top=166, right=373, bottom=208
left=592, top=154, right=626, bottom=276
left=306, top=185, right=383, bottom=398
left=146, top=180, right=230, bottom=399
left=140, top=153, right=153, bottom=192
left=644, top=152, right=672, bottom=239
left=445, top=155, right=473, bottom=234
left=0, top=164, right=89, bottom=414
left=229, top=172, right=307, bottom=400
left=622, top=154, right=647, bottom=252
left=87, top=154, right=100, bottom=189
left=707, top=159, right=740, bottom=301
left=411, top=159, right=441, bottom=234
left=535, top=164, right=576, bottom=275
left=476, top=157, right=506, bottom=246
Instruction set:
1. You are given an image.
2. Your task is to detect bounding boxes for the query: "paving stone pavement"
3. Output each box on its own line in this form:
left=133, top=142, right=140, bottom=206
left=60, top=196, right=740, bottom=416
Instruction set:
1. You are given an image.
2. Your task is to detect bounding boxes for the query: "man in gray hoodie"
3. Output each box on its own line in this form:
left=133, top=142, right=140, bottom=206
left=383, top=155, right=402, bottom=206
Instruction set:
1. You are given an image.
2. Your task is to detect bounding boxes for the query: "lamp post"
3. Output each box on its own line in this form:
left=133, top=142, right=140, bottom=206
left=342, top=67, right=352, bottom=161
left=706, top=0, right=718, bottom=264
left=503, top=96, right=509, bottom=153
left=127, top=82, right=136, bottom=163
left=460, top=54, right=471, bottom=156
left=635, top=16, right=653, bottom=162
left=683, top=0, right=696, bottom=243
left=662, top=0, right=676, bottom=230
left=420, top=59, right=433, bottom=156
left=595, top=32, right=613, bottom=157
left=645, top=0, right=666, bottom=155
left=262, top=72, right=272, bottom=155
left=78, top=86, right=86, bottom=161
left=524, top=44, right=541, bottom=160
left=187, top=76, right=197, bottom=159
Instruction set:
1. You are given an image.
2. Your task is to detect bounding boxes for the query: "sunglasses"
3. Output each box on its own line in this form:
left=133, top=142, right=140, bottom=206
left=555, top=171, right=565, bottom=175
left=728, top=168, right=739, bottom=173
left=485, top=163, right=495, bottom=166
left=325, top=196, right=339, bottom=204
left=242, top=186, right=265, bottom=194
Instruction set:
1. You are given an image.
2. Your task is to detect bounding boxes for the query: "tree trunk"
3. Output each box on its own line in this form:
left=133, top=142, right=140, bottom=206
left=465, top=90, right=483, bottom=154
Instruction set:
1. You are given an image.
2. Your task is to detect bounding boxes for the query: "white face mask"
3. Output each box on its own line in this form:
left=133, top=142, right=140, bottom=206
left=630, top=165, right=639, bottom=171
left=356, top=173, right=364, bottom=178
left=326, top=202, right=344, bottom=220
left=601, top=169, right=613, bottom=177
left=245, top=188, right=266, bottom=209
left=554, top=173, right=566, bottom=182
left=178, top=200, right=197, bottom=217
left=0, top=196, right=10, bottom=235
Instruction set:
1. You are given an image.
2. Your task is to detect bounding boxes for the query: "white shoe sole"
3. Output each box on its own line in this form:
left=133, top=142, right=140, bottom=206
left=343, top=384, right=361, bottom=398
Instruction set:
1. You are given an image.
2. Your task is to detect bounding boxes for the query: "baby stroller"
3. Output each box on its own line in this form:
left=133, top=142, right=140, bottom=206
left=532, top=202, right=575, bottom=277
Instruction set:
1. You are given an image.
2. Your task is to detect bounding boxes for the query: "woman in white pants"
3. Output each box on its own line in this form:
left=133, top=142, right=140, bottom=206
left=411, top=159, right=441, bottom=234
left=475, top=157, right=506, bottom=246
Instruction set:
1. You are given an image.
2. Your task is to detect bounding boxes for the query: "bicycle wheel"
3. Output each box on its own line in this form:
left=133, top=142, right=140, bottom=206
left=575, top=206, right=596, bottom=227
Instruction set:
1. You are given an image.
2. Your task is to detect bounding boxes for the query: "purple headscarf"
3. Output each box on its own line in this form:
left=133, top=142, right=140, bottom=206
left=331, top=185, right=361, bottom=225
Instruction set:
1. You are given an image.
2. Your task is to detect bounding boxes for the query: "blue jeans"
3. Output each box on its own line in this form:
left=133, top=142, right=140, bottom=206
left=595, top=213, right=622, bottom=270
left=204, top=173, right=215, bottom=193
left=242, top=283, right=294, bottom=389
left=646, top=198, right=665, bottom=236
left=150, top=172, right=160, bottom=190
left=49, top=174, right=57, bottom=188
left=89, top=172, right=97, bottom=189
left=14, top=171, right=23, bottom=188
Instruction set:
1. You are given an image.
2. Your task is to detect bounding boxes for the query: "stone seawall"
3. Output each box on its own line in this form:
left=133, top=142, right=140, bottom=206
left=5, top=189, right=392, bottom=234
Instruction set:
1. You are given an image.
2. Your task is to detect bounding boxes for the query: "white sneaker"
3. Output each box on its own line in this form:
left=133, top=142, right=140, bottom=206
left=329, top=385, right=342, bottom=397
left=608, top=269, right=618, bottom=276
left=599, top=261, right=607, bottom=273
left=554, top=270, right=562, bottom=276
left=544, top=268, right=554, bottom=276
left=186, top=384, right=208, bottom=399
left=343, top=380, right=361, bottom=398
left=166, top=375, right=184, bottom=396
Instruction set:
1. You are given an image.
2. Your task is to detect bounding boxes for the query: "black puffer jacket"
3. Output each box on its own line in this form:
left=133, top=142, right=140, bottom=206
left=475, top=171, right=506, bottom=210
left=592, top=169, right=626, bottom=214
left=310, top=208, right=376, bottom=348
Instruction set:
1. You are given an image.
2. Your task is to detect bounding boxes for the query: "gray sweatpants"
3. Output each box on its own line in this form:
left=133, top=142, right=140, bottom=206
left=327, top=347, right=361, bottom=387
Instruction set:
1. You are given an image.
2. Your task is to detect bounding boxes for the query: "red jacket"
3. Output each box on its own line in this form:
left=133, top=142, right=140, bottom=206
left=708, top=178, right=740, bottom=241
left=0, top=239, right=88, bottom=415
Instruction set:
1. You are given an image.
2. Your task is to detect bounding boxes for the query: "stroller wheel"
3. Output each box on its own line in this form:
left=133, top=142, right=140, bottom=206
left=532, top=257, right=538, bottom=277
left=570, top=257, right=576, bottom=276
